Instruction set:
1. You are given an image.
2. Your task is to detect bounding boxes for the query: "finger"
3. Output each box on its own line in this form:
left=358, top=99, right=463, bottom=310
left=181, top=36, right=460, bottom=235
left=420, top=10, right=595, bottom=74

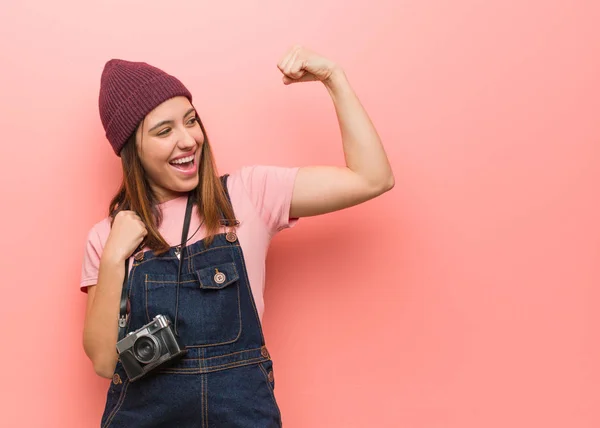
left=278, top=45, right=300, bottom=73
left=279, top=53, right=294, bottom=75
left=282, top=73, right=317, bottom=85
left=287, top=58, right=307, bottom=79
left=277, top=48, right=295, bottom=72
left=283, top=50, right=300, bottom=76
left=123, top=211, right=135, bottom=220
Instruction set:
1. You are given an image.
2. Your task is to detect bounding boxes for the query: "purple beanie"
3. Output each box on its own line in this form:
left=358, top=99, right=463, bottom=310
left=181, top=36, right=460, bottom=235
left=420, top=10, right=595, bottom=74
left=98, top=59, right=193, bottom=156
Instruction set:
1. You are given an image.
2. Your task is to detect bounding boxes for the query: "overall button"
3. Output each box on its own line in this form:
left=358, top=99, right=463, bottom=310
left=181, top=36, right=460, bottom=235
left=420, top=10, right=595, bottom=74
left=226, top=231, right=237, bottom=243
left=268, top=370, right=274, bottom=382
left=134, top=251, right=144, bottom=262
left=261, top=346, right=270, bottom=358
left=112, top=374, right=122, bottom=385
left=214, top=269, right=226, bottom=284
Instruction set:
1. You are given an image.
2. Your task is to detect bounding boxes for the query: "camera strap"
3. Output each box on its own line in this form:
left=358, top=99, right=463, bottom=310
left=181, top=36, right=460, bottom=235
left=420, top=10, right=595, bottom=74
left=174, top=193, right=194, bottom=336
left=117, top=192, right=195, bottom=342
left=118, top=258, right=129, bottom=341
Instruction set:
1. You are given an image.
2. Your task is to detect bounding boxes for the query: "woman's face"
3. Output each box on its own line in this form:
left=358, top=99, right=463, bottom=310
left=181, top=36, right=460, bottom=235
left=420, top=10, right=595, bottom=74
left=135, top=96, right=204, bottom=202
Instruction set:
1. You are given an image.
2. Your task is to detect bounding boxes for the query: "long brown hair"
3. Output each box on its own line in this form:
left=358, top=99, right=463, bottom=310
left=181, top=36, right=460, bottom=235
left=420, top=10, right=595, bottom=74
left=108, top=114, right=236, bottom=256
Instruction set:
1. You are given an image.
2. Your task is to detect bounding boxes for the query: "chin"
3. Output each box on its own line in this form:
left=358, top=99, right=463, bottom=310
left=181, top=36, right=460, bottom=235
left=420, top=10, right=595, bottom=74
left=173, top=177, right=200, bottom=193
left=151, top=169, right=200, bottom=199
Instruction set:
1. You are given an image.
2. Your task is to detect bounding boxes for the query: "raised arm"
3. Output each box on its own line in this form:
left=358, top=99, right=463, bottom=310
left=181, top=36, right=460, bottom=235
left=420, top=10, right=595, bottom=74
left=276, top=45, right=394, bottom=218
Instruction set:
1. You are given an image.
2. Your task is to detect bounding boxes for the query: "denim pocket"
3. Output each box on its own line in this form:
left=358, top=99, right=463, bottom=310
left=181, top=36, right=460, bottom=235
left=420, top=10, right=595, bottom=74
left=145, top=262, right=242, bottom=347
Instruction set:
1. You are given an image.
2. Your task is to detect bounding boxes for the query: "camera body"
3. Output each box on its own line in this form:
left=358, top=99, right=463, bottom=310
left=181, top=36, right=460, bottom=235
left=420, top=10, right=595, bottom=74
left=116, top=314, right=187, bottom=382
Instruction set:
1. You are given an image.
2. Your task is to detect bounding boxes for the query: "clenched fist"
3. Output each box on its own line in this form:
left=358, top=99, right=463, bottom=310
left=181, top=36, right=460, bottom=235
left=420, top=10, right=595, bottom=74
left=103, top=210, right=148, bottom=263
left=277, top=45, right=341, bottom=85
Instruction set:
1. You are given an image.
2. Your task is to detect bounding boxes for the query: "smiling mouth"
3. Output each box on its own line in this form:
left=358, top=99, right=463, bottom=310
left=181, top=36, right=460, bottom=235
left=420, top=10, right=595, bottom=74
left=169, top=155, right=196, bottom=172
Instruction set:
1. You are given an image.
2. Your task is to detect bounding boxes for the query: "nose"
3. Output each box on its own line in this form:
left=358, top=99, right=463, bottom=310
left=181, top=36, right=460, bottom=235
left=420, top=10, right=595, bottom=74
left=177, top=128, right=197, bottom=150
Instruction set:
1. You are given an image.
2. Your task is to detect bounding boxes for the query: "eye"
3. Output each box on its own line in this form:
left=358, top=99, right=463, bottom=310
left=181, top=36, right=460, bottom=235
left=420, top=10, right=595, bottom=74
left=157, top=128, right=171, bottom=136
left=187, top=117, right=198, bottom=126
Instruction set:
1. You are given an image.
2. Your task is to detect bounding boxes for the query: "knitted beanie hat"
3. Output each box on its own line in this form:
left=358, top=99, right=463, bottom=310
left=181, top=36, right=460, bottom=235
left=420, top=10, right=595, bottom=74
left=98, top=59, right=193, bottom=156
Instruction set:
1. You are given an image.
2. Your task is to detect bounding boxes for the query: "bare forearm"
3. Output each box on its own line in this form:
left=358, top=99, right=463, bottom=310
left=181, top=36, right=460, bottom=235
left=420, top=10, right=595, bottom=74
left=323, top=68, right=394, bottom=190
left=83, top=255, right=124, bottom=378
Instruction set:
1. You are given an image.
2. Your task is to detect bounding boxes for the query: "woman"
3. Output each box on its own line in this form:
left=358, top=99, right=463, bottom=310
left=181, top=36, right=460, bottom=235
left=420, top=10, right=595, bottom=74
left=81, top=45, right=394, bottom=427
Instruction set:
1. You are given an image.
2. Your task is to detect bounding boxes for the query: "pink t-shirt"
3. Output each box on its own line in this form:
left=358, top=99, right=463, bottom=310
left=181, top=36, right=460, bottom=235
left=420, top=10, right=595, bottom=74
left=80, top=165, right=299, bottom=323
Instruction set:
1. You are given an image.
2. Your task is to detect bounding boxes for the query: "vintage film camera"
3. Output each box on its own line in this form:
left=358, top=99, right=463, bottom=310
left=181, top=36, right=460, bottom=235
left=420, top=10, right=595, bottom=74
left=116, top=314, right=187, bottom=382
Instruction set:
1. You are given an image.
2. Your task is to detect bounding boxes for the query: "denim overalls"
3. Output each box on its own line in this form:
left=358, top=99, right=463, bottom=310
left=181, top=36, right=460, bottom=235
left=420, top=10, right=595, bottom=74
left=100, top=176, right=282, bottom=427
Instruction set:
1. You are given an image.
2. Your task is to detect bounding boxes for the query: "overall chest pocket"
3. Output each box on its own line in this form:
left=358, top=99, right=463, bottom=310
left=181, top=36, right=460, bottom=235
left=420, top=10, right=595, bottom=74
left=144, top=262, right=242, bottom=347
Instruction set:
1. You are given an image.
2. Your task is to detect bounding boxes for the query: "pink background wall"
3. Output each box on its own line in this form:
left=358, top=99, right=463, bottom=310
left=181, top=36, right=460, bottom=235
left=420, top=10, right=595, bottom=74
left=1, top=1, right=599, bottom=427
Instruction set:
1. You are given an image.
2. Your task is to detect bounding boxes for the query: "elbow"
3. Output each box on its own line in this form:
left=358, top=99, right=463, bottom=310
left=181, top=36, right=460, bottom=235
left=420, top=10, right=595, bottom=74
left=83, top=331, right=118, bottom=379
left=84, top=342, right=117, bottom=379
left=93, top=356, right=117, bottom=379
left=374, top=173, right=395, bottom=195
left=383, top=174, right=395, bottom=192
left=363, top=174, right=394, bottom=201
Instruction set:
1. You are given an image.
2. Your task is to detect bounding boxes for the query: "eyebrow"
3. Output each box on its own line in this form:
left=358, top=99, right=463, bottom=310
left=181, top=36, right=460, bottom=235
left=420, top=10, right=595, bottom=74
left=148, top=108, right=197, bottom=133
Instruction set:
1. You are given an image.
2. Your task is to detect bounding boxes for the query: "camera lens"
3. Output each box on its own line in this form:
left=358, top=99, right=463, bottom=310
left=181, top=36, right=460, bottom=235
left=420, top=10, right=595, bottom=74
left=133, top=335, right=161, bottom=364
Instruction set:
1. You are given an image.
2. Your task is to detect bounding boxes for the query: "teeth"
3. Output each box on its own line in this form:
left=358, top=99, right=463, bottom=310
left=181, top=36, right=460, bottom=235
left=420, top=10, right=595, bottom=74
left=170, top=155, right=194, bottom=165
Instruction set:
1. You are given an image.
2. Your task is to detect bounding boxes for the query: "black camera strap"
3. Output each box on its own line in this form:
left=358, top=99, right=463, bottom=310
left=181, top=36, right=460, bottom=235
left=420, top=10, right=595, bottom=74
left=117, top=193, right=195, bottom=341
left=118, top=258, right=130, bottom=341
left=173, top=193, right=194, bottom=336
